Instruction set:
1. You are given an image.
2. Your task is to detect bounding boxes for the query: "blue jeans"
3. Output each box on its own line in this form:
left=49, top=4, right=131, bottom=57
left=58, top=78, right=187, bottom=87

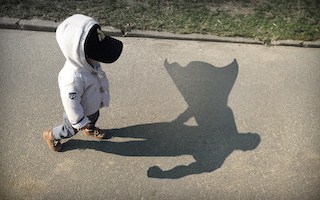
left=52, top=111, right=100, bottom=140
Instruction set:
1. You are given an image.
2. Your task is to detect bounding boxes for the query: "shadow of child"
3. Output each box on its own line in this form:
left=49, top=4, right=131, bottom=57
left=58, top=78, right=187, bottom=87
left=62, top=59, right=261, bottom=179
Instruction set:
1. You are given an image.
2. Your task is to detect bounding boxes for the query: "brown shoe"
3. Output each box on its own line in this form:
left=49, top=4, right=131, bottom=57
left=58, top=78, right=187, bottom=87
left=83, top=127, right=106, bottom=139
left=43, top=130, right=62, bottom=152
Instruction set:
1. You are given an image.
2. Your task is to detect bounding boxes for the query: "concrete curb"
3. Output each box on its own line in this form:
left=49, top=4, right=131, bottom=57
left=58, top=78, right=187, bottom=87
left=123, top=29, right=264, bottom=45
left=1, top=17, right=320, bottom=48
left=0, top=17, right=59, bottom=32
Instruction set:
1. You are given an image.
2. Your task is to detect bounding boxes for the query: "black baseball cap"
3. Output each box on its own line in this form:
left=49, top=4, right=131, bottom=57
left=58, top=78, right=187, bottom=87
left=85, top=24, right=123, bottom=63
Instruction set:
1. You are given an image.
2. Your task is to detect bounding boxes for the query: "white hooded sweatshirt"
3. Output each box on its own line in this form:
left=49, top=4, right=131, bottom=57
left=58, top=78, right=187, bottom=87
left=56, top=14, right=110, bottom=129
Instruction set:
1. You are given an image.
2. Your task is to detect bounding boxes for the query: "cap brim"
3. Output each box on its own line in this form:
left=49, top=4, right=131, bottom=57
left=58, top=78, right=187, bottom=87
left=87, top=35, right=123, bottom=63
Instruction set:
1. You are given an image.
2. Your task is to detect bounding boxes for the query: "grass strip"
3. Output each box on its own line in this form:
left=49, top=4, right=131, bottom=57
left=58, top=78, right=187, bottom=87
left=1, top=0, right=319, bottom=41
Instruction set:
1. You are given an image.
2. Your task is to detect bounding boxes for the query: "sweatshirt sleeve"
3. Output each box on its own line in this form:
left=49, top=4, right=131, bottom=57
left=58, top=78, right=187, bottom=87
left=58, top=72, right=90, bottom=129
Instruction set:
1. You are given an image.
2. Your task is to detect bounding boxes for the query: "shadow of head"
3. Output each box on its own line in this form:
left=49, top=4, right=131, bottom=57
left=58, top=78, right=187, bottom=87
left=164, top=59, right=239, bottom=129
left=164, top=58, right=238, bottom=107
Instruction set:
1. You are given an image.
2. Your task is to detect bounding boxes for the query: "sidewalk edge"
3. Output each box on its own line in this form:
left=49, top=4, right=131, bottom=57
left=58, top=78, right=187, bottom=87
left=1, top=17, right=319, bottom=48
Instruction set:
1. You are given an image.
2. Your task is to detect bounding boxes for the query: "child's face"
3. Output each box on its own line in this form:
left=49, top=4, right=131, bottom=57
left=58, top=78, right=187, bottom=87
left=87, top=58, right=98, bottom=65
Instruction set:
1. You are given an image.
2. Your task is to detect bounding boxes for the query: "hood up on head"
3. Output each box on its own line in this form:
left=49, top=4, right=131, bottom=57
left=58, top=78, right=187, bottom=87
left=56, top=14, right=123, bottom=70
left=56, top=14, right=96, bottom=70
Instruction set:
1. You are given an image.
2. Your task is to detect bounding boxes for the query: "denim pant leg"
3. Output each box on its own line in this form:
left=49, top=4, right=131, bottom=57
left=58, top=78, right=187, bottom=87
left=87, top=111, right=100, bottom=131
left=52, top=113, right=78, bottom=140
left=52, top=111, right=100, bottom=140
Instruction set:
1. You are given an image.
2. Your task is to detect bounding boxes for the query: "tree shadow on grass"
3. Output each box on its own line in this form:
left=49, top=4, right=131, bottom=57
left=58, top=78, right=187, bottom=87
left=62, top=59, right=261, bottom=179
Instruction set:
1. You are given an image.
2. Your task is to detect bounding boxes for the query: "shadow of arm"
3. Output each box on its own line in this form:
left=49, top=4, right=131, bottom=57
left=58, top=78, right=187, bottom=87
left=147, top=161, right=220, bottom=179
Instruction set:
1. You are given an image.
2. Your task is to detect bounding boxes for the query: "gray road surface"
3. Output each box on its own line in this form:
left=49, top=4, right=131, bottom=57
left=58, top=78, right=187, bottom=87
left=0, top=29, right=319, bottom=199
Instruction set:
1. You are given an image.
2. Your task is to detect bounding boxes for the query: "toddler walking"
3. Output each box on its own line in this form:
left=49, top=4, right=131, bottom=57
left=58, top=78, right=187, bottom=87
left=43, top=14, right=123, bottom=151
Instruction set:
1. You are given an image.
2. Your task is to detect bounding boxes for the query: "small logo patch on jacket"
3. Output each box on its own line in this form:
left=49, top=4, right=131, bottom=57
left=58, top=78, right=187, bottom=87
left=69, top=92, right=77, bottom=100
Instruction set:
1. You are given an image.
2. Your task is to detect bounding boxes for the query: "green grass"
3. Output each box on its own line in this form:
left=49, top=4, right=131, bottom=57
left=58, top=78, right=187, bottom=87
left=1, top=0, right=320, bottom=41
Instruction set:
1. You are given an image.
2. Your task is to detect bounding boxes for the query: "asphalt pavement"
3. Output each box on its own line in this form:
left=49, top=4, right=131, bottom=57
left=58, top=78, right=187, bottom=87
left=0, top=28, right=319, bottom=199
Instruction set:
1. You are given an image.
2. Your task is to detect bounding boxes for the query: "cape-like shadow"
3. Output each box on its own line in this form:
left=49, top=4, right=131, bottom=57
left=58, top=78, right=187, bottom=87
left=62, top=59, right=260, bottom=179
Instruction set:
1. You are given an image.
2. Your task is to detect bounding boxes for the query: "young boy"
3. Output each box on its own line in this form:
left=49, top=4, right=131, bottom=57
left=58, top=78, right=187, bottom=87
left=43, top=14, right=123, bottom=151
